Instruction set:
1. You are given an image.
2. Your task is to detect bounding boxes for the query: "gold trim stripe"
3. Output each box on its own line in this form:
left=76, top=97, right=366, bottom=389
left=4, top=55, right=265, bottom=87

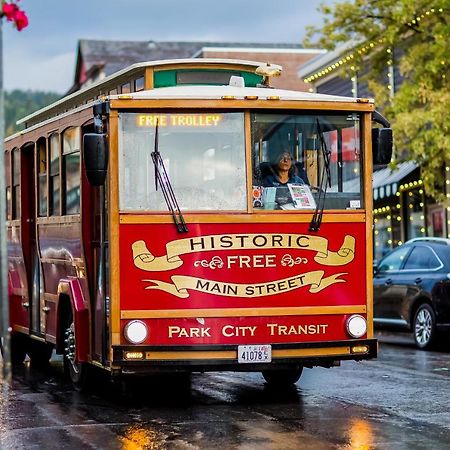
left=12, top=324, right=29, bottom=334
left=44, top=293, right=59, bottom=303
left=121, top=305, right=366, bottom=319
left=110, top=110, right=121, bottom=346
left=110, top=99, right=374, bottom=112
left=120, top=213, right=366, bottom=224
left=143, top=346, right=351, bottom=361
left=146, top=350, right=236, bottom=360
left=364, top=112, right=375, bottom=339
left=273, top=346, right=350, bottom=358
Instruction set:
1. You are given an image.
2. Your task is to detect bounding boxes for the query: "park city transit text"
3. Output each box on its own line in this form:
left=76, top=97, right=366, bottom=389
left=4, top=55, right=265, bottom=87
left=168, top=323, right=329, bottom=338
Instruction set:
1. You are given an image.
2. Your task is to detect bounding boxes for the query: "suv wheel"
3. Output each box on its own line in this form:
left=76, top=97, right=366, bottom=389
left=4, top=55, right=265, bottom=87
left=413, top=304, right=436, bottom=350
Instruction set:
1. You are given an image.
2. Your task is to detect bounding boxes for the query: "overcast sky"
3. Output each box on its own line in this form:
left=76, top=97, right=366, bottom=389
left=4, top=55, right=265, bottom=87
left=3, top=0, right=335, bottom=93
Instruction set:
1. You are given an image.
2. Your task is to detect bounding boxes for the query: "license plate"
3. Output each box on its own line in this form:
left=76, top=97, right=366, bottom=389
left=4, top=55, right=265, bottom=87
left=238, top=345, right=272, bottom=363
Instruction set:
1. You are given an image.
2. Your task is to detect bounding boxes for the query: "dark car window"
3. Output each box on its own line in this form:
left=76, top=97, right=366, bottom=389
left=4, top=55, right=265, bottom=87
left=403, top=246, right=441, bottom=270
left=378, top=245, right=411, bottom=272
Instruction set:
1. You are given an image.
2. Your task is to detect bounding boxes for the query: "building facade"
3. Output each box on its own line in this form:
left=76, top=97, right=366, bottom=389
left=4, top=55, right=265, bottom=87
left=69, top=39, right=325, bottom=94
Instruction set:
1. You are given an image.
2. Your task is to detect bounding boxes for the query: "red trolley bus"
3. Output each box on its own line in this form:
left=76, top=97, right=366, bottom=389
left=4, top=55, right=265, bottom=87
left=4, top=59, right=392, bottom=387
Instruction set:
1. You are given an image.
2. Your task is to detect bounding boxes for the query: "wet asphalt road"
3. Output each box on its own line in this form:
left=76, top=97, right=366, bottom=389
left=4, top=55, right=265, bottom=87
left=1, top=333, right=450, bottom=450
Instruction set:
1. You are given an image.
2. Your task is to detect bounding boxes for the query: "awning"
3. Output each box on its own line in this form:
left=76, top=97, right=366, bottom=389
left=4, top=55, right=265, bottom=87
left=373, top=161, right=418, bottom=200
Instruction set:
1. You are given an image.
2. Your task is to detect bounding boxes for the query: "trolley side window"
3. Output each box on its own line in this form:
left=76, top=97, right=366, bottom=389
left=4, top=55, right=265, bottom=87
left=62, top=127, right=81, bottom=215
left=251, top=112, right=362, bottom=211
left=5, top=150, right=11, bottom=220
left=49, top=133, right=60, bottom=216
left=12, top=148, right=20, bottom=219
left=119, top=112, right=247, bottom=212
left=37, top=138, right=47, bottom=217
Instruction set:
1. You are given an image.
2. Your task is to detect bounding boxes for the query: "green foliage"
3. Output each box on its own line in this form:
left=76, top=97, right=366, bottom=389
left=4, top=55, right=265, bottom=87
left=4, top=90, right=61, bottom=137
left=304, top=1, right=450, bottom=199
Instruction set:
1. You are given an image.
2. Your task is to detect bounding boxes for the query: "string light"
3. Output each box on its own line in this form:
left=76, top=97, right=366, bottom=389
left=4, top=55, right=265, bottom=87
left=303, top=8, right=442, bottom=84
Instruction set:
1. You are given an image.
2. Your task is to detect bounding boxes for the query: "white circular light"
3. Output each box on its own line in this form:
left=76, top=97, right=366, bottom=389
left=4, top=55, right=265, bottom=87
left=346, top=315, right=367, bottom=338
left=124, top=320, right=148, bottom=344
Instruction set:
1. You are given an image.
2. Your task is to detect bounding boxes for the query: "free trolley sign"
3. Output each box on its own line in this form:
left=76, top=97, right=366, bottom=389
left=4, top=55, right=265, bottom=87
left=238, top=345, right=272, bottom=363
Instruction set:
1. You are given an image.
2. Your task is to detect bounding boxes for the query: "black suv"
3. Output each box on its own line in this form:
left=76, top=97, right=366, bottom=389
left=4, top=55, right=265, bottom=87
left=373, top=238, right=450, bottom=349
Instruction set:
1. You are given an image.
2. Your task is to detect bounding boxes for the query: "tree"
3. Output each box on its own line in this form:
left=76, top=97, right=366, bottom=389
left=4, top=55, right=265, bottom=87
left=304, top=1, right=450, bottom=199
left=4, top=90, right=61, bottom=135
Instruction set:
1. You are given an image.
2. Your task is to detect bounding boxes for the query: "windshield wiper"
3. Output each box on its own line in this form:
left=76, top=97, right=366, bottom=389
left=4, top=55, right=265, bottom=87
left=309, top=118, right=331, bottom=232
left=151, top=121, right=188, bottom=233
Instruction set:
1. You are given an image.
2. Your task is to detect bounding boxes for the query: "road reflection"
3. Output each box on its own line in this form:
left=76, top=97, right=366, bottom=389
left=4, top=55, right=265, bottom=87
left=347, top=418, right=374, bottom=450
left=2, top=340, right=450, bottom=449
left=121, top=426, right=163, bottom=450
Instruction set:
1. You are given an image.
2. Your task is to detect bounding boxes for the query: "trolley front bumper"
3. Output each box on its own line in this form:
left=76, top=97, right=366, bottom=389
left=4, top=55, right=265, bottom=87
left=112, top=338, right=377, bottom=375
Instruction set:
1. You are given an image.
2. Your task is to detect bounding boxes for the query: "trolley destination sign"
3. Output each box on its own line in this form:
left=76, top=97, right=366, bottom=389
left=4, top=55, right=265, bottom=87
left=136, top=113, right=223, bottom=127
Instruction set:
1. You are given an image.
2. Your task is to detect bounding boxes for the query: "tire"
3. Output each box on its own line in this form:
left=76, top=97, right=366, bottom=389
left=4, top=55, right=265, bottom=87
left=63, top=315, right=89, bottom=390
left=262, top=366, right=303, bottom=386
left=10, top=333, right=28, bottom=365
left=413, top=304, right=436, bottom=350
left=28, top=340, right=54, bottom=368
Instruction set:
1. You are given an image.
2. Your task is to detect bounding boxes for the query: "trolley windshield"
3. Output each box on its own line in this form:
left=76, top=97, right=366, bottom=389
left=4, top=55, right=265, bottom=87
left=118, top=111, right=363, bottom=212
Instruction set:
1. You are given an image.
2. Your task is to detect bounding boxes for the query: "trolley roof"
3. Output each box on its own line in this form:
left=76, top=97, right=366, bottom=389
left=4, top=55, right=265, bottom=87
left=15, top=58, right=374, bottom=132
left=111, top=84, right=372, bottom=103
left=16, top=59, right=266, bottom=127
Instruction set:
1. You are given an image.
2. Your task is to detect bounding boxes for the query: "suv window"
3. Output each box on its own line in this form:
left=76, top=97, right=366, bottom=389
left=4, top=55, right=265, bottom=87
left=403, top=246, right=441, bottom=270
left=378, top=245, right=411, bottom=272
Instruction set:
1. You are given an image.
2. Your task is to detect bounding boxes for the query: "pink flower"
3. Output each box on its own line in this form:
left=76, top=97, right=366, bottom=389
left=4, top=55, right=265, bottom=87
left=1, top=1, right=29, bottom=31
left=2, top=3, right=19, bottom=21
left=14, top=9, right=27, bottom=30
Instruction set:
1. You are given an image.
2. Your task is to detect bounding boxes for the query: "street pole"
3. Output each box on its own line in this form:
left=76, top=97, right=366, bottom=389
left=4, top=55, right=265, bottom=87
left=0, top=19, right=12, bottom=383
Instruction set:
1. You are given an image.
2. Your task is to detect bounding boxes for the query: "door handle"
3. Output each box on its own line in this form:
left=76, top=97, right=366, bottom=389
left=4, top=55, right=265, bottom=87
left=42, top=306, right=51, bottom=313
left=22, top=302, right=30, bottom=308
left=415, top=277, right=422, bottom=284
left=385, top=279, right=393, bottom=286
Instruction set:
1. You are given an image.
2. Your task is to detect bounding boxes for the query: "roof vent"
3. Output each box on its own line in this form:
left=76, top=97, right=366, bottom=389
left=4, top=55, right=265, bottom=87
left=229, top=76, right=245, bottom=88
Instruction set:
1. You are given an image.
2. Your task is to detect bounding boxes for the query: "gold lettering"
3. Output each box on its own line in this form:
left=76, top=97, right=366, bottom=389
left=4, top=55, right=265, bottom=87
left=222, top=325, right=234, bottom=337
left=168, top=326, right=180, bottom=338
left=168, top=326, right=211, bottom=338
left=266, top=323, right=329, bottom=336
left=266, top=255, right=276, bottom=267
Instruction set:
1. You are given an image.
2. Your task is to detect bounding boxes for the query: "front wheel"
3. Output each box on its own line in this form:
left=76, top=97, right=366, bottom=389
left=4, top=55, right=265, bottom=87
left=413, top=304, right=436, bottom=350
left=262, top=366, right=303, bottom=386
left=64, top=319, right=89, bottom=390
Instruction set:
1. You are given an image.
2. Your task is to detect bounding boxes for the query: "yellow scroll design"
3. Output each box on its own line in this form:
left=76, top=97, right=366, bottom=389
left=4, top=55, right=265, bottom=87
left=143, top=271, right=347, bottom=299
left=132, top=234, right=355, bottom=272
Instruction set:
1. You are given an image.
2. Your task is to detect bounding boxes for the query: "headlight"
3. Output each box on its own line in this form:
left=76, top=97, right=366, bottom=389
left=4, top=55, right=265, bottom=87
left=124, top=320, right=148, bottom=344
left=346, top=315, right=367, bottom=338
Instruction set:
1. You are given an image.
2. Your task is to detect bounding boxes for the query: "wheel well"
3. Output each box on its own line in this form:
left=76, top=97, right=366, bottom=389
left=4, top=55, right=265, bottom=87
left=56, top=294, right=72, bottom=354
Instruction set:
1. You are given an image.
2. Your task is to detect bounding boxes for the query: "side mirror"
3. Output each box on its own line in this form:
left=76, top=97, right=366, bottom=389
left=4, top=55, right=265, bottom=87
left=83, top=133, right=108, bottom=186
left=372, top=128, right=392, bottom=165
left=373, top=260, right=379, bottom=275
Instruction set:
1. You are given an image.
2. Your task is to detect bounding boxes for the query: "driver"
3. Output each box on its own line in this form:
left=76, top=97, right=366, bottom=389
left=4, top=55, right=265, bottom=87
left=262, top=151, right=306, bottom=187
